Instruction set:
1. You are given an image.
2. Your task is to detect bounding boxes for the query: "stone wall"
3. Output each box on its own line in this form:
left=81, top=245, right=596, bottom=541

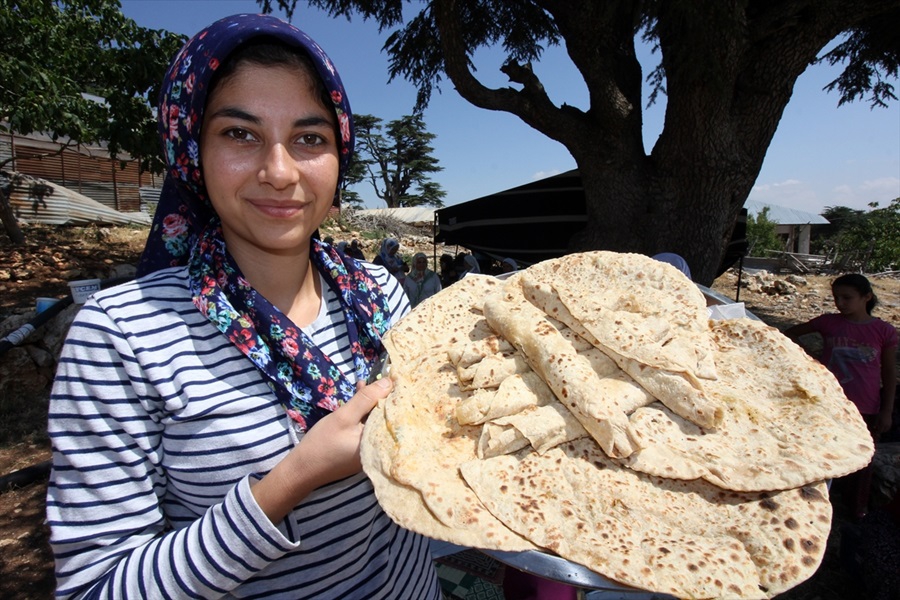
left=0, top=304, right=79, bottom=417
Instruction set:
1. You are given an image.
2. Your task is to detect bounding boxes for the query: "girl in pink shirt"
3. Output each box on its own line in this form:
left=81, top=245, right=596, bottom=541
left=786, top=273, right=897, bottom=518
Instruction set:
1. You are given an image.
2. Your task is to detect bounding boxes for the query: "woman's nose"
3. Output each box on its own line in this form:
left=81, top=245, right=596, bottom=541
left=258, top=143, right=300, bottom=188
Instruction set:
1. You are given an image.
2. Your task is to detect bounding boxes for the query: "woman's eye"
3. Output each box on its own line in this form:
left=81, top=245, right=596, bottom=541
left=225, top=127, right=256, bottom=142
left=296, top=133, right=325, bottom=147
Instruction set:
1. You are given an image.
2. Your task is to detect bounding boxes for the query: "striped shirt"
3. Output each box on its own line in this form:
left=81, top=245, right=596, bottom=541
left=46, top=264, right=440, bottom=599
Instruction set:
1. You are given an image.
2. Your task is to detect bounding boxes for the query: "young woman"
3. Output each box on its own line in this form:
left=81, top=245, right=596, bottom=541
left=46, top=14, right=440, bottom=599
left=785, top=273, right=897, bottom=518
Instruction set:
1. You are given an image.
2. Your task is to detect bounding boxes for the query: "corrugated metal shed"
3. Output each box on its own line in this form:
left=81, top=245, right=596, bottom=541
left=744, top=200, right=829, bottom=225
left=356, top=206, right=436, bottom=225
left=7, top=174, right=151, bottom=227
left=1, top=128, right=163, bottom=214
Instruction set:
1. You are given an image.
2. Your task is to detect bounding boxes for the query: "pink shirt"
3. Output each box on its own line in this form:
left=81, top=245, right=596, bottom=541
left=809, top=313, right=898, bottom=414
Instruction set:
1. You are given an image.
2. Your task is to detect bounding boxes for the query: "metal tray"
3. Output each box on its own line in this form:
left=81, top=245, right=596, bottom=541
left=482, top=549, right=672, bottom=597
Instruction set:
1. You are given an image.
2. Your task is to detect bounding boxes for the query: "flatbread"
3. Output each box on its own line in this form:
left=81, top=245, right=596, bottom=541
left=482, top=279, right=639, bottom=458
left=522, top=251, right=717, bottom=380
left=623, top=318, right=875, bottom=490
left=477, top=401, right=588, bottom=458
left=361, top=402, right=464, bottom=541
left=521, top=255, right=724, bottom=429
left=456, top=371, right=558, bottom=426
left=382, top=274, right=503, bottom=365
left=380, top=350, right=538, bottom=552
left=460, top=438, right=832, bottom=599
left=456, top=352, right=530, bottom=390
left=362, top=251, right=871, bottom=598
left=447, top=335, right=514, bottom=369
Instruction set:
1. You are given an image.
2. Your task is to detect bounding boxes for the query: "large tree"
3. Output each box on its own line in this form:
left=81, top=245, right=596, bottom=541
left=261, top=0, right=898, bottom=284
left=353, top=113, right=446, bottom=208
left=0, top=0, right=184, bottom=241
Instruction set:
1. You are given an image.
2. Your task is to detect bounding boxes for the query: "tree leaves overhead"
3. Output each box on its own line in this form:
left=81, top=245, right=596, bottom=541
left=820, top=9, right=900, bottom=107
left=0, top=0, right=186, bottom=172
left=263, top=0, right=560, bottom=111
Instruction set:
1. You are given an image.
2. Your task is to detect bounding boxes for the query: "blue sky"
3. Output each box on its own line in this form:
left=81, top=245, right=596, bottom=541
left=120, top=0, right=900, bottom=216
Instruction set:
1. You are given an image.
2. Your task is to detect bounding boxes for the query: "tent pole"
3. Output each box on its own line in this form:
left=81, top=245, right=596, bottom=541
left=735, top=255, right=744, bottom=302
left=432, top=211, right=438, bottom=272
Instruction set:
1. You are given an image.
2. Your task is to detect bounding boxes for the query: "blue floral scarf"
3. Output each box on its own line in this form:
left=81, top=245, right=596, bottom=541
left=138, top=14, right=388, bottom=431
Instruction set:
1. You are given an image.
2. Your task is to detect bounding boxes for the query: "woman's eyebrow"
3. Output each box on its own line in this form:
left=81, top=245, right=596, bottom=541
left=208, top=106, right=260, bottom=124
left=207, top=107, right=333, bottom=129
left=293, top=116, right=334, bottom=128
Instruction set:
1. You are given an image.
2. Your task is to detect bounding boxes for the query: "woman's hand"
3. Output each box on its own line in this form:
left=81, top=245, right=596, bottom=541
left=250, top=378, right=393, bottom=524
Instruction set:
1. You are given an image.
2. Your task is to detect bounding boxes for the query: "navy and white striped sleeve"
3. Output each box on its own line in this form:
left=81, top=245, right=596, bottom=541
left=358, top=260, right=411, bottom=325
left=46, top=301, right=300, bottom=599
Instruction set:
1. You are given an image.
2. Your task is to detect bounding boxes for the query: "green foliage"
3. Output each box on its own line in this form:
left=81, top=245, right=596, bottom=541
left=339, top=158, right=367, bottom=209
left=353, top=113, right=446, bottom=208
left=821, top=10, right=899, bottom=108
left=0, top=0, right=185, bottom=172
left=746, top=207, right=782, bottom=255
left=835, top=199, right=900, bottom=271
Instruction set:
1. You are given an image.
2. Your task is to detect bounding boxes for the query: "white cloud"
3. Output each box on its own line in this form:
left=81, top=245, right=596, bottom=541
left=531, top=169, right=562, bottom=181
left=860, top=177, right=900, bottom=193
left=826, top=178, right=899, bottom=209
left=750, top=176, right=900, bottom=215
left=773, top=179, right=802, bottom=187
left=749, top=179, right=822, bottom=214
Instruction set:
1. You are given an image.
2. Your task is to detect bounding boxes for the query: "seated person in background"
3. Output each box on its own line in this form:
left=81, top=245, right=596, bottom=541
left=458, top=253, right=481, bottom=279
left=439, top=253, right=458, bottom=288
left=404, top=253, right=442, bottom=307
left=372, top=237, right=405, bottom=278
left=346, top=239, right=367, bottom=260
left=500, top=257, right=518, bottom=274
left=651, top=252, right=692, bottom=280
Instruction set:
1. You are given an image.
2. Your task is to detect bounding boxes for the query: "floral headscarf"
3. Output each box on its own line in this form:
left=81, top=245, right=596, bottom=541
left=137, top=14, right=390, bottom=432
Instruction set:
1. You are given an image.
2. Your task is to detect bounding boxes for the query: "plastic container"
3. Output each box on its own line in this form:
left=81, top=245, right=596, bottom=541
left=35, top=297, right=61, bottom=314
left=68, top=279, right=101, bottom=304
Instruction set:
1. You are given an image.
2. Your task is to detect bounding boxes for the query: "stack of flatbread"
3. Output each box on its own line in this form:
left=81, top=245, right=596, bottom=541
left=361, top=251, right=874, bottom=599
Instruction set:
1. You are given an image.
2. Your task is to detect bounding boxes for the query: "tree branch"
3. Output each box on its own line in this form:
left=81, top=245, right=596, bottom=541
left=432, top=0, right=584, bottom=148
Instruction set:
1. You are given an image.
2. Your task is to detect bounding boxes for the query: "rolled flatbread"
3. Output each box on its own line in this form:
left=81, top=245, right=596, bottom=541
left=482, top=280, right=640, bottom=458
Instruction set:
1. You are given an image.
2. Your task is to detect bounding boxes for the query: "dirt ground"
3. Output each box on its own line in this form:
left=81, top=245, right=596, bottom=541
left=1, top=223, right=899, bottom=599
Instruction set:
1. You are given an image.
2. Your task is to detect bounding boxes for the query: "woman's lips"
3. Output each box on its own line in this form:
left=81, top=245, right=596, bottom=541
left=248, top=199, right=308, bottom=218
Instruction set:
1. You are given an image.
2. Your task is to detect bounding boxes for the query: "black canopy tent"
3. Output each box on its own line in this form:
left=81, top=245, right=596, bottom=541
left=434, top=170, right=587, bottom=267
left=434, top=170, right=747, bottom=279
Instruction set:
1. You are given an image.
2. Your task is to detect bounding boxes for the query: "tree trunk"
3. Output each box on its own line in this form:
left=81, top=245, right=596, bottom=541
left=571, top=161, right=751, bottom=285
left=0, top=195, right=25, bottom=245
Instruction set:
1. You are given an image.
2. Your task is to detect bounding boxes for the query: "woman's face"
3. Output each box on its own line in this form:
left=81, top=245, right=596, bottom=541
left=414, top=256, right=428, bottom=271
left=200, top=62, right=339, bottom=260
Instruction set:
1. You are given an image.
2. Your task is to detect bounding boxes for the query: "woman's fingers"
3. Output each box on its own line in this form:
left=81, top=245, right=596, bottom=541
left=346, top=377, right=393, bottom=421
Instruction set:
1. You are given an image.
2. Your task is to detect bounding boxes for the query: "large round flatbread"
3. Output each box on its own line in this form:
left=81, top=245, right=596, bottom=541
left=460, top=438, right=832, bottom=599
left=623, top=318, right=875, bottom=490
left=381, top=351, right=537, bottom=551
left=365, top=274, right=537, bottom=552
left=361, top=252, right=873, bottom=598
